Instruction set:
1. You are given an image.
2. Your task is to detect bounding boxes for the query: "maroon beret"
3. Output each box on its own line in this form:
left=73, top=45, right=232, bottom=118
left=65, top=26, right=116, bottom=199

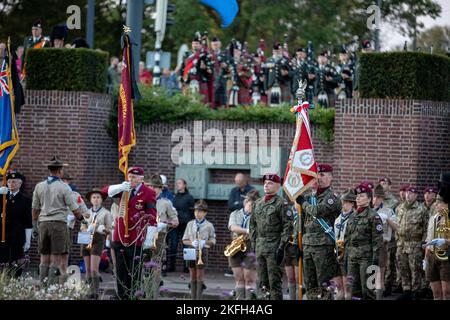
left=378, top=176, right=391, bottom=184
left=423, top=186, right=437, bottom=194
left=318, top=163, right=333, bottom=173
left=400, top=184, right=410, bottom=192
left=128, top=167, right=144, bottom=176
left=406, top=186, right=418, bottom=193
left=262, top=173, right=281, bottom=183
left=360, top=180, right=374, bottom=190
left=355, top=184, right=372, bottom=195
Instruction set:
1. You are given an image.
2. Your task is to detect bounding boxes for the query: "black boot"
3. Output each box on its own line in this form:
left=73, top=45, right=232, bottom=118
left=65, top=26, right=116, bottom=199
left=383, top=286, right=392, bottom=297
left=412, top=290, right=421, bottom=300
left=396, top=290, right=412, bottom=300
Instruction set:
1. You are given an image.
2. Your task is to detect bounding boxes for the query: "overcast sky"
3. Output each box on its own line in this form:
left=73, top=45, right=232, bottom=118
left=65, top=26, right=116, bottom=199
left=380, top=0, right=450, bottom=50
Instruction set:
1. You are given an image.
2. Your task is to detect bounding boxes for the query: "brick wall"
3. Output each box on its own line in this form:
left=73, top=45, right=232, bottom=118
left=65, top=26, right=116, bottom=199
left=333, top=99, right=450, bottom=196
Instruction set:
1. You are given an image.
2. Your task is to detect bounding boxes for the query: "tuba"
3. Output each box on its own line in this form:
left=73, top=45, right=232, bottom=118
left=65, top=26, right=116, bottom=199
left=224, top=234, right=248, bottom=257
left=433, top=208, right=450, bottom=261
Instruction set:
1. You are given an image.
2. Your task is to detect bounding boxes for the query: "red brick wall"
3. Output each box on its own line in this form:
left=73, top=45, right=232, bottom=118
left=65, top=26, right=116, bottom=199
left=333, top=99, right=450, bottom=196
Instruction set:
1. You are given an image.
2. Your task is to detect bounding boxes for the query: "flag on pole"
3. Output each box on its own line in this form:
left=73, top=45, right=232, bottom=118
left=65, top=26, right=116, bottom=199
left=0, top=54, right=19, bottom=176
left=200, top=0, right=239, bottom=28
left=117, top=31, right=140, bottom=174
left=282, top=100, right=318, bottom=201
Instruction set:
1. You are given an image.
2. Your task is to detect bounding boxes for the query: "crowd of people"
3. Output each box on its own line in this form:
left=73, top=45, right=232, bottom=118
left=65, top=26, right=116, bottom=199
left=1, top=156, right=449, bottom=301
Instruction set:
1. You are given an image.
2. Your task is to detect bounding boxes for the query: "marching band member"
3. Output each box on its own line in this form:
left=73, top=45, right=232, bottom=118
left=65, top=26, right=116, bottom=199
left=81, top=188, right=112, bottom=299
left=227, top=190, right=259, bottom=300
left=182, top=200, right=216, bottom=300
left=333, top=188, right=356, bottom=300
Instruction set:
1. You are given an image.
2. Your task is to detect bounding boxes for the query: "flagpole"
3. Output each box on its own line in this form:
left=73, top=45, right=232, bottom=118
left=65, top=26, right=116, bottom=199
left=296, top=203, right=303, bottom=300
left=1, top=174, right=6, bottom=243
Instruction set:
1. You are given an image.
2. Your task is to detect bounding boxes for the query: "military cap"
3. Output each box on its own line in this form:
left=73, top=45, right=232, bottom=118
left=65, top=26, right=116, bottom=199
left=148, top=174, right=163, bottom=188
left=6, top=171, right=25, bottom=181
left=317, top=163, right=333, bottom=173
left=400, top=184, right=410, bottom=192
left=262, top=173, right=281, bottom=183
left=71, top=37, right=89, bottom=48
left=194, top=200, right=208, bottom=212
left=342, top=69, right=352, bottom=77
left=360, top=180, right=374, bottom=190
left=33, top=19, right=43, bottom=28
left=406, top=186, right=418, bottom=193
left=192, top=32, right=201, bottom=42
left=86, top=188, right=107, bottom=201
left=378, top=176, right=392, bottom=185
left=424, top=186, right=437, bottom=194
left=340, top=46, right=348, bottom=54
left=296, top=47, right=306, bottom=53
left=47, top=155, right=67, bottom=169
left=211, top=36, right=220, bottom=42
left=273, top=42, right=282, bottom=50
left=355, top=184, right=372, bottom=196
left=319, top=49, right=328, bottom=57
left=362, top=40, right=371, bottom=49
left=51, top=25, right=67, bottom=42
left=341, top=188, right=356, bottom=202
left=373, top=184, right=386, bottom=197
left=128, top=167, right=144, bottom=176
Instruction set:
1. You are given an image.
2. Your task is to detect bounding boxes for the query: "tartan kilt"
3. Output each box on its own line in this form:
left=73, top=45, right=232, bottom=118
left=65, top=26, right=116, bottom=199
left=238, top=88, right=251, bottom=105
left=280, top=83, right=292, bottom=104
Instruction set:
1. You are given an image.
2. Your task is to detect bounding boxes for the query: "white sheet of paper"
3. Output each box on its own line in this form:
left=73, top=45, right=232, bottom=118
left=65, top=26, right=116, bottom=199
left=77, top=232, right=90, bottom=245
left=183, top=248, right=197, bottom=261
left=143, top=226, right=157, bottom=249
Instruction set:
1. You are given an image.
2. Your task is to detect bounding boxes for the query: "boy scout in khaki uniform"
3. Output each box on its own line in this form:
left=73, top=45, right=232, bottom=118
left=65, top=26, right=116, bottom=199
left=183, top=200, right=216, bottom=300
left=32, top=156, right=83, bottom=286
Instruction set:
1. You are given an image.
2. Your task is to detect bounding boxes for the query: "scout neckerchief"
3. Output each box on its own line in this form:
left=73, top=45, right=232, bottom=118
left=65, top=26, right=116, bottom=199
left=241, top=211, right=250, bottom=229
left=336, top=210, right=351, bottom=239
left=195, top=219, right=205, bottom=232
left=47, top=176, right=60, bottom=184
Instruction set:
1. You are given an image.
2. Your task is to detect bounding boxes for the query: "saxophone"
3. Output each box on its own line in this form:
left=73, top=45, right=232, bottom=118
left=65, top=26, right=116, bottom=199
left=433, top=208, right=450, bottom=261
left=224, top=234, right=248, bottom=257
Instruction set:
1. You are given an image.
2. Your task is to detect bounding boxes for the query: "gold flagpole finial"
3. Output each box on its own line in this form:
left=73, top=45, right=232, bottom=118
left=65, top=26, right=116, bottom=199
left=123, top=25, right=132, bottom=34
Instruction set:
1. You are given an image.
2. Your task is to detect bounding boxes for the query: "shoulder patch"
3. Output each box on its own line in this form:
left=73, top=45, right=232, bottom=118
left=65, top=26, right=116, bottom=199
left=376, top=224, right=383, bottom=232
left=327, top=198, right=334, bottom=205
left=286, top=210, right=292, bottom=217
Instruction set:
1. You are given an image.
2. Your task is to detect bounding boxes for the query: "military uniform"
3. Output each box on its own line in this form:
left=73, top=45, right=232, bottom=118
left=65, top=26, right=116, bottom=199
left=250, top=173, right=292, bottom=300
left=335, top=48, right=355, bottom=100
left=396, top=187, right=428, bottom=298
left=298, top=186, right=341, bottom=296
left=264, top=44, right=293, bottom=106
left=21, top=20, right=50, bottom=75
left=315, top=59, right=338, bottom=108
left=212, top=44, right=229, bottom=107
left=0, top=172, right=32, bottom=277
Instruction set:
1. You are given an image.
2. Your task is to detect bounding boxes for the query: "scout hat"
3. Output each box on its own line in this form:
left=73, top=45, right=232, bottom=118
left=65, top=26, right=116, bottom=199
left=373, top=184, right=386, bottom=197
left=341, top=188, right=356, bottom=202
left=244, top=189, right=260, bottom=202
left=148, top=174, right=163, bottom=188
left=86, top=188, right=107, bottom=201
left=47, top=155, right=67, bottom=169
left=194, top=200, right=208, bottom=212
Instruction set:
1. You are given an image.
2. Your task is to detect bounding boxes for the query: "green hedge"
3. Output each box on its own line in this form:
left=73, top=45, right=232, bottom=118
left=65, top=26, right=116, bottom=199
left=359, top=52, right=450, bottom=101
left=26, top=48, right=109, bottom=93
left=107, top=86, right=335, bottom=143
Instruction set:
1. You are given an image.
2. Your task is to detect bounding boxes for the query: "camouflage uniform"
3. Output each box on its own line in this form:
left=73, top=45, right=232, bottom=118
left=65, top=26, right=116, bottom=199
left=300, top=188, right=341, bottom=295
left=250, top=195, right=293, bottom=300
left=344, top=207, right=383, bottom=299
left=384, top=194, right=401, bottom=293
left=396, top=200, right=428, bottom=294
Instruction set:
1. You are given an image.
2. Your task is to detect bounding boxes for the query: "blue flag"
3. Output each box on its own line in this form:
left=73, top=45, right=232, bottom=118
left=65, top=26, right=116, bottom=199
left=0, top=59, right=19, bottom=175
left=200, top=0, right=239, bottom=28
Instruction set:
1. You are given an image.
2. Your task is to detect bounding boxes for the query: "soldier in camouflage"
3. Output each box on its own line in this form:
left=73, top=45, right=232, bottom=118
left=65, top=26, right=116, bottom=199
left=344, top=183, right=383, bottom=300
left=396, top=186, right=429, bottom=300
left=250, top=173, right=293, bottom=300
left=378, top=177, right=399, bottom=210
left=295, top=164, right=341, bottom=299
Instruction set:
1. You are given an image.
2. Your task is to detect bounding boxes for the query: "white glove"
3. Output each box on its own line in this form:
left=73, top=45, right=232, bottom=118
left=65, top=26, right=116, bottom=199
left=108, top=181, right=131, bottom=197
left=97, top=225, right=106, bottom=234
left=23, top=229, right=32, bottom=252
left=67, top=214, right=75, bottom=223
left=105, top=239, right=111, bottom=248
left=428, top=238, right=447, bottom=247
left=87, top=225, right=94, bottom=233
left=422, top=259, right=427, bottom=271
left=245, top=228, right=250, bottom=235
left=192, top=240, right=199, bottom=248
left=199, top=239, right=206, bottom=249
left=157, top=222, right=168, bottom=232
left=0, top=187, right=8, bottom=195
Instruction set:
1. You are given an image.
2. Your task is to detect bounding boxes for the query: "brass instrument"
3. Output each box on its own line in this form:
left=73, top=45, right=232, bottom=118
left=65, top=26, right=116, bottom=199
left=153, top=214, right=160, bottom=250
left=86, top=218, right=97, bottom=251
left=196, top=231, right=204, bottom=265
left=433, top=208, right=449, bottom=261
left=335, top=239, right=345, bottom=262
left=224, top=234, right=248, bottom=257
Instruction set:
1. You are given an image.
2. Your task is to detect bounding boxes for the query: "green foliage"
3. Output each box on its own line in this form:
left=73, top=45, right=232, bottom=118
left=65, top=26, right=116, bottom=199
left=107, top=86, right=335, bottom=143
left=26, top=48, right=109, bottom=93
left=359, top=52, right=450, bottom=101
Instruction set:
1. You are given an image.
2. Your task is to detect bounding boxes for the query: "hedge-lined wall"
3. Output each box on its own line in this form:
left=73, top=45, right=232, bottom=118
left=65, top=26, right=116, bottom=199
left=26, top=48, right=109, bottom=93
left=358, top=52, right=450, bottom=101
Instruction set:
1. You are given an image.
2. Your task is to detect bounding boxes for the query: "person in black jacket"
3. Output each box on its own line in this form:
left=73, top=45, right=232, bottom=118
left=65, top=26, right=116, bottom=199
left=0, top=171, right=32, bottom=277
left=227, top=173, right=254, bottom=214
left=167, top=179, right=195, bottom=272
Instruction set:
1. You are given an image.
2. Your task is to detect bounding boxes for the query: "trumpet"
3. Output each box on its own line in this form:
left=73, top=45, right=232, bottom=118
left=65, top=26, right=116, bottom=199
left=196, top=231, right=204, bottom=266
left=433, top=208, right=450, bottom=261
left=86, top=219, right=97, bottom=251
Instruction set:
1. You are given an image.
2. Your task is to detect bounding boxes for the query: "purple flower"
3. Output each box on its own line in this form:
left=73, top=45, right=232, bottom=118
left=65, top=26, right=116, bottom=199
left=352, top=296, right=361, bottom=300
left=134, top=256, right=141, bottom=261
left=221, top=291, right=233, bottom=298
left=135, top=290, right=144, bottom=298
left=159, top=287, right=169, bottom=293
left=144, top=261, right=158, bottom=269
left=247, top=251, right=256, bottom=258
left=143, top=253, right=148, bottom=258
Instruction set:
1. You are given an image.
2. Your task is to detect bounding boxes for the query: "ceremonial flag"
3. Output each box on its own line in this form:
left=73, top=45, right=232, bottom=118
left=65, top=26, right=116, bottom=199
left=200, top=0, right=239, bottom=28
left=117, top=32, right=140, bottom=174
left=0, top=50, right=20, bottom=176
left=282, top=100, right=318, bottom=201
